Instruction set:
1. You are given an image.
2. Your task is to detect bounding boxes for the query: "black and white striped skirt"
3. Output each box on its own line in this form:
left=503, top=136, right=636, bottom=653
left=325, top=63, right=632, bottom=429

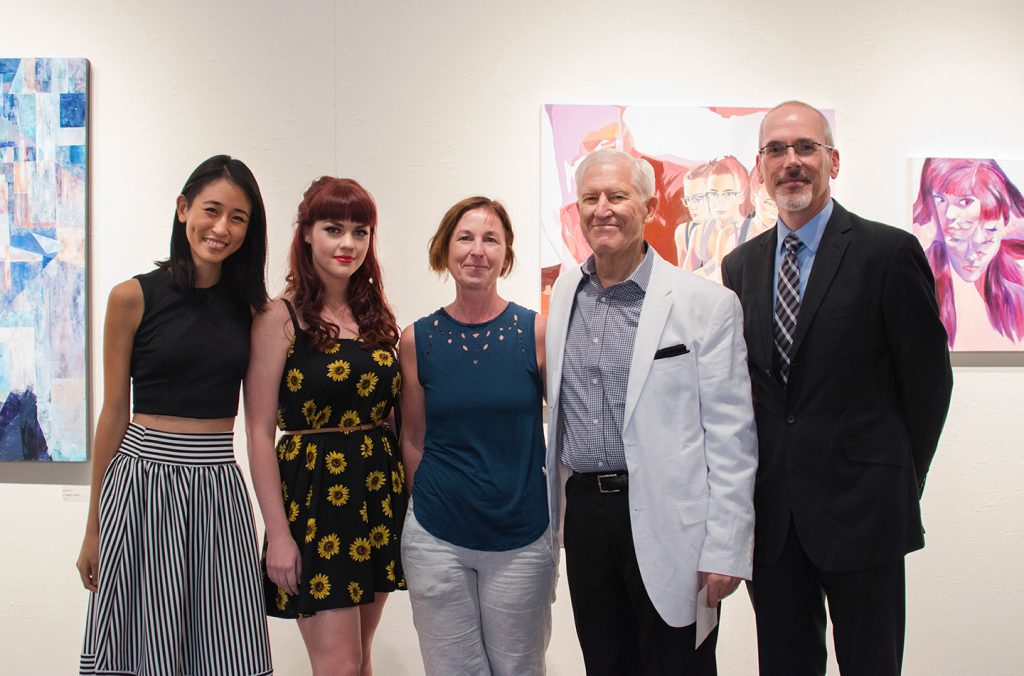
left=80, top=424, right=273, bottom=675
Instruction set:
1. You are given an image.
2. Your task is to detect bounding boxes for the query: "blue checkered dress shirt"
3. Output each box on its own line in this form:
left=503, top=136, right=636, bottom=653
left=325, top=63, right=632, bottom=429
left=558, top=247, right=654, bottom=473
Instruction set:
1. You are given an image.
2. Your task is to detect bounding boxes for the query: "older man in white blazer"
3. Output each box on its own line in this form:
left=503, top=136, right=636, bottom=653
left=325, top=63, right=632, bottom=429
left=545, top=149, right=757, bottom=675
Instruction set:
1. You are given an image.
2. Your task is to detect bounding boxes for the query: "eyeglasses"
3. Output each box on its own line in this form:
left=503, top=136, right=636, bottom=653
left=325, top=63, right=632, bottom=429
left=706, top=190, right=741, bottom=202
left=683, top=193, right=707, bottom=207
left=759, top=140, right=834, bottom=158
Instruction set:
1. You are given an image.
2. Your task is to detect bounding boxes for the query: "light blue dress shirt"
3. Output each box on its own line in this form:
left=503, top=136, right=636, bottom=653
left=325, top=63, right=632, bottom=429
left=772, top=199, right=834, bottom=305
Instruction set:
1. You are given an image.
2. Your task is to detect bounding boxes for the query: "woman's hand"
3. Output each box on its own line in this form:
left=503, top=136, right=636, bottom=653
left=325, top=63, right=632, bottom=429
left=76, top=528, right=100, bottom=592
left=265, top=532, right=302, bottom=596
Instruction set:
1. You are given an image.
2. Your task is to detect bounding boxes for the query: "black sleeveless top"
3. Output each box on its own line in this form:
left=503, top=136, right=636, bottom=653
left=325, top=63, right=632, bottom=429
left=130, top=268, right=251, bottom=418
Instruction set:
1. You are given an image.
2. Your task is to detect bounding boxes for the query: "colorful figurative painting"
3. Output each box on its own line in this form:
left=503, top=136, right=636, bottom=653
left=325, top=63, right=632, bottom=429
left=540, top=104, right=836, bottom=312
left=910, top=158, right=1024, bottom=352
left=0, top=58, right=88, bottom=461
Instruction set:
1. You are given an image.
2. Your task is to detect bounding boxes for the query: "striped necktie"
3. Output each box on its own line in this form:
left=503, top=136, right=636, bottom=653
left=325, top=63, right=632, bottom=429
left=774, top=233, right=803, bottom=385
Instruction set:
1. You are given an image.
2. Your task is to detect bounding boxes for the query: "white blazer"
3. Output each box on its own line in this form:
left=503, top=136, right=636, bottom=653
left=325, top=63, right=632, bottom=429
left=545, top=252, right=758, bottom=627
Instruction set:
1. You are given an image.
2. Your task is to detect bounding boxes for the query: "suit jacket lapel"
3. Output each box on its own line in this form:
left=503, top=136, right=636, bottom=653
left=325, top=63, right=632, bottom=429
left=791, top=202, right=852, bottom=359
left=547, top=264, right=583, bottom=414
left=752, top=230, right=778, bottom=368
left=624, top=255, right=671, bottom=431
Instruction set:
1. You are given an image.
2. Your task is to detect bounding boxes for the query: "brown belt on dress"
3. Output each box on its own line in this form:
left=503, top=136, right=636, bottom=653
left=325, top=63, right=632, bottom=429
left=281, top=420, right=388, bottom=435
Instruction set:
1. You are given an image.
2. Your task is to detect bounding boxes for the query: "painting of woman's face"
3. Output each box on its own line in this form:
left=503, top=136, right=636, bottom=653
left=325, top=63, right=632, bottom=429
left=934, top=191, right=1003, bottom=282
left=705, top=173, right=744, bottom=226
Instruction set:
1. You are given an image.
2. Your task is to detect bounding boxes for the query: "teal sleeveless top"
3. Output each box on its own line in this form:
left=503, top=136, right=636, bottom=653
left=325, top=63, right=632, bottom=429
left=412, top=302, right=548, bottom=551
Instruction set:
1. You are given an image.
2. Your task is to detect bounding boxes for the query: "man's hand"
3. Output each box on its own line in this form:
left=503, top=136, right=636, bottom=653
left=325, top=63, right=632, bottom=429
left=701, top=572, right=742, bottom=607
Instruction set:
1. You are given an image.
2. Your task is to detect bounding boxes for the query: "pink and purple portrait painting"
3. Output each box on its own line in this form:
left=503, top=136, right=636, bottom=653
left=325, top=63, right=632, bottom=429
left=911, top=157, right=1024, bottom=352
left=0, top=58, right=88, bottom=461
left=539, top=104, right=835, bottom=312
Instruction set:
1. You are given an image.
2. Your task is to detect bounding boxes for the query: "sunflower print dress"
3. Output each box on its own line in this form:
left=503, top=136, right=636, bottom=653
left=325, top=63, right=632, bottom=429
left=264, top=302, right=407, bottom=617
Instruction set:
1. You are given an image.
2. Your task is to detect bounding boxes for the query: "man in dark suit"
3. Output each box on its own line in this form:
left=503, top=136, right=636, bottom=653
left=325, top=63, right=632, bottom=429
left=721, top=101, right=952, bottom=676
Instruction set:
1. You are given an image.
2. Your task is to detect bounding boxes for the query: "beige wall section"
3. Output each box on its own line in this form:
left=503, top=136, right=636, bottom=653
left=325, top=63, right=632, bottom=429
left=3, top=0, right=1024, bottom=673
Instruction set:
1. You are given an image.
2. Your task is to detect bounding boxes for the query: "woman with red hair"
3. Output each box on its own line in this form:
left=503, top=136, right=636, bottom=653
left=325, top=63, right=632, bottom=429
left=682, top=156, right=753, bottom=281
left=246, top=177, right=406, bottom=674
left=912, top=158, right=1024, bottom=350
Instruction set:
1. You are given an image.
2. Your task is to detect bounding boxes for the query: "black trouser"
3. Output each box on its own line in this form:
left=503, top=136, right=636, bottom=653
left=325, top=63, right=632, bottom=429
left=563, top=474, right=718, bottom=676
left=750, top=518, right=906, bottom=676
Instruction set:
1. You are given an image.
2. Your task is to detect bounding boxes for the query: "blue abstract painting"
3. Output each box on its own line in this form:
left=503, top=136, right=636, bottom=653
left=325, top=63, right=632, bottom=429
left=0, top=58, right=88, bottom=462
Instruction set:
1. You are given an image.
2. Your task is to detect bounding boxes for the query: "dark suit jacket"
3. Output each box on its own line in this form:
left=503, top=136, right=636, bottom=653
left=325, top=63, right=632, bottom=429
left=721, top=201, right=952, bottom=572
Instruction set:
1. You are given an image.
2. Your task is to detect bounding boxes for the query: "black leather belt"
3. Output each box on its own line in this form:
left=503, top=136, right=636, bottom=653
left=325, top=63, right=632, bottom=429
left=571, top=471, right=628, bottom=494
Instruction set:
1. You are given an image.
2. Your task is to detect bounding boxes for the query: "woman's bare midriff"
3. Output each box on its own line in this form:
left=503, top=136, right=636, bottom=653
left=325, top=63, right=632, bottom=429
left=132, top=413, right=236, bottom=434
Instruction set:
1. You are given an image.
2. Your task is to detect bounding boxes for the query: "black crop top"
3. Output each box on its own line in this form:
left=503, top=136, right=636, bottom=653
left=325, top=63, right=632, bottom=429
left=130, top=268, right=251, bottom=418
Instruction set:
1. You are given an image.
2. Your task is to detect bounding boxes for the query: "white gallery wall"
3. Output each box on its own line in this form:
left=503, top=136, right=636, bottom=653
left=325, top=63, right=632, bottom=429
left=3, top=0, right=1023, bottom=673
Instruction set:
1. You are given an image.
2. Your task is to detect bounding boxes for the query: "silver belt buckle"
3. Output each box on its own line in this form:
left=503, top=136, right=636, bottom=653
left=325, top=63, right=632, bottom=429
left=597, top=473, right=622, bottom=494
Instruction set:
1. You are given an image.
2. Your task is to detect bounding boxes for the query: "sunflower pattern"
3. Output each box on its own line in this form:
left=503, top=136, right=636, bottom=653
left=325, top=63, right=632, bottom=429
left=280, top=434, right=301, bottom=461
left=318, top=533, right=341, bottom=560
left=286, top=368, right=304, bottom=392
left=276, top=586, right=289, bottom=611
left=326, top=359, right=350, bottom=381
left=327, top=483, right=350, bottom=506
left=356, top=372, right=378, bottom=397
left=263, top=334, right=406, bottom=619
left=302, top=400, right=332, bottom=429
left=366, top=471, right=386, bottom=492
left=369, top=525, right=390, bottom=549
left=309, top=573, right=331, bottom=600
left=349, top=537, right=372, bottom=563
left=371, top=349, right=394, bottom=367
left=348, top=581, right=364, bottom=603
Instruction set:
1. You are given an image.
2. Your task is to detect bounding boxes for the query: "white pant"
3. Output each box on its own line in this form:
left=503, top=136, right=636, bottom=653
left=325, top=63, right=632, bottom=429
left=401, top=506, right=556, bottom=676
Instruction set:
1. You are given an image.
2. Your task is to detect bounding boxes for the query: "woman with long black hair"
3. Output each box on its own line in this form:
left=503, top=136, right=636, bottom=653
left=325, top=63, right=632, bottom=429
left=76, top=155, right=273, bottom=675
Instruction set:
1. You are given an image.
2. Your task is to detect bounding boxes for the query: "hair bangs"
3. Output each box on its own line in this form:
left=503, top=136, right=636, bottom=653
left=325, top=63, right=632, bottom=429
left=933, top=164, right=1008, bottom=223
left=299, top=178, right=377, bottom=229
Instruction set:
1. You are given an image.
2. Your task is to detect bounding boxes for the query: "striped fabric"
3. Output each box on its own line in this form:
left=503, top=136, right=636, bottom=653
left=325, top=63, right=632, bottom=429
left=774, top=233, right=803, bottom=385
left=80, top=424, right=273, bottom=675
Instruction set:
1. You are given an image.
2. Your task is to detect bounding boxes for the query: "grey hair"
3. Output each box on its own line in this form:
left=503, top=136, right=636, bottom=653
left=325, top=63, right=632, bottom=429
left=574, top=149, right=656, bottom=201
left=760, top=100, right=834, bottom=146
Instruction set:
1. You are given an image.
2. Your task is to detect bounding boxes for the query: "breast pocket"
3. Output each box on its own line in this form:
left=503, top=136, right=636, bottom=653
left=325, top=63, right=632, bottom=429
left=648, top=350, right=696, bottom=378
left=644, top=351, right=699, bottom=440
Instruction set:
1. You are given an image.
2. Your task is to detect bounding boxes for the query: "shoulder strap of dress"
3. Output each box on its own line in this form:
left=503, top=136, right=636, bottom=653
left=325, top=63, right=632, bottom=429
left=281, top=298, right=302, bottom=336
